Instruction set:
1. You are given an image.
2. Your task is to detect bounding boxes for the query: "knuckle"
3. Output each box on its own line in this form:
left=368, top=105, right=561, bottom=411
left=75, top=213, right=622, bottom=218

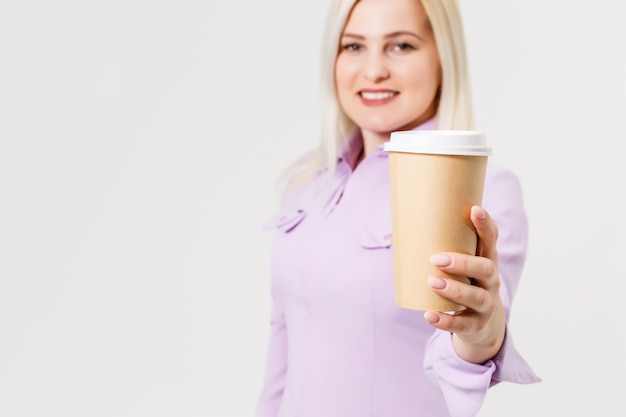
left=493, top=274, right=502, bottom=291
left=484, top=260, right=496, bottom=277
left=476, top=289, right=488, bottom=308
left=450, top=254, right=465, bottom=270
left=449, top=282, right=463, bottom=299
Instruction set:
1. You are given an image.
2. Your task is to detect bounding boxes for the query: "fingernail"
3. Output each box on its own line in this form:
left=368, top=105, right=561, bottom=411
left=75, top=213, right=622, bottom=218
left=424, top=311, right=440, bottom=323
left=428, top=276, right=447, bottom=289
left=471, top=205, right=486, bottom=220
left=430, top=254, right=452, bottom=267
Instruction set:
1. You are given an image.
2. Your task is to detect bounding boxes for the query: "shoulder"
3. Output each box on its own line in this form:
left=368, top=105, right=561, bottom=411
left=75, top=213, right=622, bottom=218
left=485, top=163, right=523, bottom=191
left=483, top=163, right=527, bottom=238
left=279, top=169, right=329, bottom=211
left=484, top=163, right=525, bottom=209
left=264, top=168, right=331, bottom=231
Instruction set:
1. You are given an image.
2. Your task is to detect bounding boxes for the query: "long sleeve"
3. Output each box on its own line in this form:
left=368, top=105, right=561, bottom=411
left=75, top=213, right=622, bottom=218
left=255, top=287, right=288, bottom=417
left=423, top=165, right=541, bottom=417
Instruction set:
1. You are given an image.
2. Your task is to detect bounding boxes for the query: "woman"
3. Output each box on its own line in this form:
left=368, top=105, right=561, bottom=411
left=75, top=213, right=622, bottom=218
left=256, top=0, right=540, bottom=416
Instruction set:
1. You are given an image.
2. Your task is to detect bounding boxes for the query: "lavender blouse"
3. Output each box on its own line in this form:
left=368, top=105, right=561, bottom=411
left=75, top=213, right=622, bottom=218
left=256, top=121, right=540, bottom=417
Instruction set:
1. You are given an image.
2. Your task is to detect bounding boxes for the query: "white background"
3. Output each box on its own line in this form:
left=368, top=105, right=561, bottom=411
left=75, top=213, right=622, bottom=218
left=1, top=0, right=625, bottom=416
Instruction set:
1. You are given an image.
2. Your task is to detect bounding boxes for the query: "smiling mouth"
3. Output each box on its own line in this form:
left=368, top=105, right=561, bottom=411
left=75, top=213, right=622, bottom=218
left=359, top=91, right=398, bottom=100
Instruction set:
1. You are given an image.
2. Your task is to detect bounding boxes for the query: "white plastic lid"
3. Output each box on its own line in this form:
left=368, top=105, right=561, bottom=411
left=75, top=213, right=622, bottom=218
left=383, top=130, right=492, bottom=156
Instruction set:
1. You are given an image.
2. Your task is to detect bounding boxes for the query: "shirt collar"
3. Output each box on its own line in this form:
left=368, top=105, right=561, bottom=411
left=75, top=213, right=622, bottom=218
left=371, top=117, right=439, bottom=157
left=338, top=130, right=365, bottom=169
left=338, top=117, right=438, bottom=167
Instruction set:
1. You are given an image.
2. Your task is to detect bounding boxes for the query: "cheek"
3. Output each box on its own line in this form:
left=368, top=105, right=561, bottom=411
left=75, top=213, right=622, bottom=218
left=335, top=57, right=359, bottom=90
left=397, top=62, right=440, bottom=95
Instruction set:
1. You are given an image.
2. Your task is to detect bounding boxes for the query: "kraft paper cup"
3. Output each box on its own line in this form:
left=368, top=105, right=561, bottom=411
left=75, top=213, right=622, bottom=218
left=383, top=130, right=491, bottom=312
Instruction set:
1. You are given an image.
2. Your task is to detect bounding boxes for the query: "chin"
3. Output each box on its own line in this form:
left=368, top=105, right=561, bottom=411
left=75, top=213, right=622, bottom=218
left=358, top=121, right=405, bottom=135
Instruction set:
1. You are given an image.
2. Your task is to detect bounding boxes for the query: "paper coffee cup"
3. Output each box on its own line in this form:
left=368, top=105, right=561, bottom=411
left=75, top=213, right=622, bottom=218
left=383, top=130, right=491, bottom=312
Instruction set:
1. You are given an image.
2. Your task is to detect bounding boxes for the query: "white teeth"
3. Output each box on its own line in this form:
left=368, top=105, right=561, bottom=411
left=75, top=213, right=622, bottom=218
left=360, top=91, right=396, bottom=100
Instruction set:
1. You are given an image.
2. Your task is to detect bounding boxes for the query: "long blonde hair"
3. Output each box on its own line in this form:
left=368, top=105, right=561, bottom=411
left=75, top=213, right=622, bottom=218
left=277, top=0, right=474, bottom=202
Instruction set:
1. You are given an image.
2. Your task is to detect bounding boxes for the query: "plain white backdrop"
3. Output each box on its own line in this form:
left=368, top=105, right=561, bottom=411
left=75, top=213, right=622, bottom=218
left=1, top=0, right=625, bottom=416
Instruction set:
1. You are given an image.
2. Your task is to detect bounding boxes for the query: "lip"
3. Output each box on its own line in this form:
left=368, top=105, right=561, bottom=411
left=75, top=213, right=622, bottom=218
left=358, top=89, right=399, bottom=107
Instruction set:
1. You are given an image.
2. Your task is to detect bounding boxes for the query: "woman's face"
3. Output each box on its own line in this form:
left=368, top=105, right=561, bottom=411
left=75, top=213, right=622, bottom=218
left=335, top=0, right=441, bottom=141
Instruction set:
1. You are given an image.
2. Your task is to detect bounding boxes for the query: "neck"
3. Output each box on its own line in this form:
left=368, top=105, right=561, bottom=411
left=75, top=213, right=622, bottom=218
left=360, top=130, right=389, bottom=159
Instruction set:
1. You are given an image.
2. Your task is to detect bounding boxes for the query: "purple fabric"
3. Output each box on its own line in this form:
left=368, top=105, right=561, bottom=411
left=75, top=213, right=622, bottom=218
left=256, top=121, right=540, bottom=417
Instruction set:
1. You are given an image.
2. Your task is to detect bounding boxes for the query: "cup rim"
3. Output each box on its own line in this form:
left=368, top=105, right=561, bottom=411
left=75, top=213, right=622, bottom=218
left=383, top=130, right=492, bottom=156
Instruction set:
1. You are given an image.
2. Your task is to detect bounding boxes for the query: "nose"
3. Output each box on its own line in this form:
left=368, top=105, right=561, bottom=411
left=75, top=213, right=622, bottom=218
left=363, top=51, right=390, bottom=82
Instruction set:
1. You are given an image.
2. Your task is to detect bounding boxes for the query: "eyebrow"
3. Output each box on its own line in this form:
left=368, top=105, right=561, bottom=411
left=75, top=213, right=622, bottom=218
left=341, top=31, right=424, bottom=42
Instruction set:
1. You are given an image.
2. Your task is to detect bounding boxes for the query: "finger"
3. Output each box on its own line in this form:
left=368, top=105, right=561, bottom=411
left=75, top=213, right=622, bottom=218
left=430, top=253, right=498, bottom=289
left=428, top=276, right=492, bottom=313
left=423, top=310, right=479, bottom=335
left=471, top=205, right=498, bottom=260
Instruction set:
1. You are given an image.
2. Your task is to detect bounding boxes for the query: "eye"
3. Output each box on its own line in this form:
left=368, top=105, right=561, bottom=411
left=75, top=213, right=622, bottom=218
left=393, top=42, right=415, bottom=51
left=341, top=43, right=361, bottom=52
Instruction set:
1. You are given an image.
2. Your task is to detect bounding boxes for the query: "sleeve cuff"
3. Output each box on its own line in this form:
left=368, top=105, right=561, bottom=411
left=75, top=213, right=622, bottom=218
left=424, top=328, right=541, bottom=417
left=490, top=326, right=542, bottom=386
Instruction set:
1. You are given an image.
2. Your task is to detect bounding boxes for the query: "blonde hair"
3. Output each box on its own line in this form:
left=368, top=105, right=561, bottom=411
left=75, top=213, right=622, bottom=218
left=277, top=0, right=474, bottom=202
